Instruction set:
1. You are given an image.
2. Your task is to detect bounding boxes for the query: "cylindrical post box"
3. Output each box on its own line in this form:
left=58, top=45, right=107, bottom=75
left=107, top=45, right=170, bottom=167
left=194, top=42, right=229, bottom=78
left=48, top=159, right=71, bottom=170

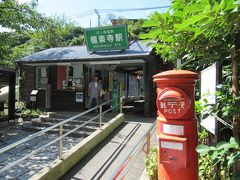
left=153, top=70, right=198, bottom=180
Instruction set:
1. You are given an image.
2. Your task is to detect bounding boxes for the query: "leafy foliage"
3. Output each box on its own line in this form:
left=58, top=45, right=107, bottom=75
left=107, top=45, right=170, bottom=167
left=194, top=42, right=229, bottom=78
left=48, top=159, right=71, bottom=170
left=0, top=0, right=44, bottom=31
left=103, top=14, right=150, bottom=41
left=198, top=128, right=209, bottom=144
left=141, top=0, right=240, bottom=70
left=197, top=137, right=240, bottom=179
left=26, top=16, right=84, bottom=52
left=0, top=1, right=85, bottom=67
left=0, top=0, right=44, bottom=66
left=142, top=0, right=240, bottom=177
left=145, top=146, right=158, bottom=180
left=16, top=101, right=42, bottom=116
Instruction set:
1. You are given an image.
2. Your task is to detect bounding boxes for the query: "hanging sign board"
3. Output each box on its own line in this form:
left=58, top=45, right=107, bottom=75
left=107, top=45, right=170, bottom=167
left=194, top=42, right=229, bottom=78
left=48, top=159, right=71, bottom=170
left=200, top=62, right=220, bottom=135
left=30, top=90, right=38, bottom=102
left=84, top=25, right=128, bottom=52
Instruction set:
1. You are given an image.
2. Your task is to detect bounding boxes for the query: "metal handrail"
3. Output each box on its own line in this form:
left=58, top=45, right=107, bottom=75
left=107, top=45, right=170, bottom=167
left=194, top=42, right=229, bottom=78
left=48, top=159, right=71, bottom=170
left=110, top=121, right=157, bottom=180
left=0, top=99, right=112, bottom=155
left=0, top=97, right=123, bottom=174
left=0, top=115, right=100, bottom=174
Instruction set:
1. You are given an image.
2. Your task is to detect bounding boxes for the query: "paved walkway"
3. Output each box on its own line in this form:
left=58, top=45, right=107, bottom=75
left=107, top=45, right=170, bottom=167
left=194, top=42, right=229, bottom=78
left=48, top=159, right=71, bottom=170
left=0, top=100, right=156, bottom=180
left=61, top=111, right=155, bottom=180
left=0, top=112, right=118, bottom=179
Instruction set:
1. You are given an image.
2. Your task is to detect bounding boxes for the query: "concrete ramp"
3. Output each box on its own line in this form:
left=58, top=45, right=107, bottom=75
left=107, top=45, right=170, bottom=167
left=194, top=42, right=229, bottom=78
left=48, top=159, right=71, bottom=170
left=61, top=114, right=155, bottom=180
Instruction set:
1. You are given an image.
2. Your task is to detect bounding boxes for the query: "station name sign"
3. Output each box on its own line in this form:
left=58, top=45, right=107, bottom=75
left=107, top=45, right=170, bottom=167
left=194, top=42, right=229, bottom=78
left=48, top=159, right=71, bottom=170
left=84, top=25, right=129, bottom=52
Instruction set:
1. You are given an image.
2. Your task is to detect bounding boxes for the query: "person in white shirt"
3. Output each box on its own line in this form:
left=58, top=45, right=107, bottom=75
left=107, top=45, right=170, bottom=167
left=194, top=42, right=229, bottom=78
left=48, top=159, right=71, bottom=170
left=88, top=76, right=100, bottom=108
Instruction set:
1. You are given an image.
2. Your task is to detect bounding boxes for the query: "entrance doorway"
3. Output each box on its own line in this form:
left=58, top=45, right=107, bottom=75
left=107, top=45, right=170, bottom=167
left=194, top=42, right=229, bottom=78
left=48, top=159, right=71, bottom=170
left=0, top=67, right=16, bottom=121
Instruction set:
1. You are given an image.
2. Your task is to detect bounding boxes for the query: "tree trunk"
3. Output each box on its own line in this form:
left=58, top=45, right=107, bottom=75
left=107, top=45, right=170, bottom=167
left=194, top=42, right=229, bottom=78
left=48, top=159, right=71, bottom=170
left=232, top=30, right=240, bottom=176
left=231, top=47, right=239, bottom=142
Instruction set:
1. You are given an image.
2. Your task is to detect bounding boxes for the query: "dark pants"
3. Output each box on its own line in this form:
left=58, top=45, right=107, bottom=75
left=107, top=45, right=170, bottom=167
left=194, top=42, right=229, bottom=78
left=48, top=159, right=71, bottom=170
left=89, top=97, right=98, bottom=108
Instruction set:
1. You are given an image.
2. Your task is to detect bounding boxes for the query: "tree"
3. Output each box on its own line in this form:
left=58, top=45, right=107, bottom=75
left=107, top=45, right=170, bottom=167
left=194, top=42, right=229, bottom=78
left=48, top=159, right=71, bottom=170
left=141, top=0, right=239, bottom=68
left=25, top=16, right=85, bottom=51
left=0, top=10, right=85, bottom=65
left=142, top=0, right=240, bottom=175
left=142, top=0, right=239, bottom=131
left=102, top=13, right=149, bottom=41
left=0, top=0, right=44, bottom=66
left=0, top=0, right=43, bottom=31
left=102, top=13, right=117, bottom=25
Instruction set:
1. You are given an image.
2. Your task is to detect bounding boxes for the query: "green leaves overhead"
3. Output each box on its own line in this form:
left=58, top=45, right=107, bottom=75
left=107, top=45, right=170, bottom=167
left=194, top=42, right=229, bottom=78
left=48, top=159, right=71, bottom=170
left=176, top=15, right=208, bottom=30
left=141, top=0, right=240, bottom=69
left=0, top=1, right=85, bottom=67
left=0, top=0, right=44, bottom=67
left=0, top=0, right=44, bottom=32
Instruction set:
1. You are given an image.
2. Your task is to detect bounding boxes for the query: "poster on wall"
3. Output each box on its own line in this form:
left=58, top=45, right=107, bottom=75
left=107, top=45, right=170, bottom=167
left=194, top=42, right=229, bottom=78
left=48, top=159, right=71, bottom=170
left=200, top=62, right=220, bottom=135
left=40, top=77, right=48, bottom=85
left=76, top=92, right=83, bottom=102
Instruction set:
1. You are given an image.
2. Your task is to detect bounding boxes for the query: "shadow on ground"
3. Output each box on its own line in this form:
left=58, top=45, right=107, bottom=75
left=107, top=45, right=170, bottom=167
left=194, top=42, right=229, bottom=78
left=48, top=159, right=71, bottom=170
left=61, top=100, right=156, bottom=180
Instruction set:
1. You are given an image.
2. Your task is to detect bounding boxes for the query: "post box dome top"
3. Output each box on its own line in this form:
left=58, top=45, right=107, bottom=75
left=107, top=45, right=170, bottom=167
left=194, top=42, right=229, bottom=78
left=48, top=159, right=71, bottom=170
left=153, top=70, right=198, bottom=79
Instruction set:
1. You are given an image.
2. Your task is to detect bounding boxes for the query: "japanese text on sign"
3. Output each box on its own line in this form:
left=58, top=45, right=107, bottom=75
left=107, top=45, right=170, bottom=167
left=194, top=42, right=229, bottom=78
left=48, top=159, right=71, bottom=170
left=157, top=88, right=190, bottom=119
left=84, top=25, right=128, bottom=52
left=159, top=98, right=185, bottom=115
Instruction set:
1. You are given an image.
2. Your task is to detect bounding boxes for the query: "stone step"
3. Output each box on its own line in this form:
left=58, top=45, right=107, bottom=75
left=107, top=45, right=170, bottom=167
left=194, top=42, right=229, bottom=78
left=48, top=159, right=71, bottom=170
left=39, top=117, right=98, bottom=124
left=39, top=117, right=102, bottom=126
left=31, top=120, right=99, bottom=132
left=48, top=112, right=83, bottom=119
left=47, top=111, right=113, bottom=119
left=40, top=116, right=89, bottom=122
left=22, top=123, right=94, bottom=138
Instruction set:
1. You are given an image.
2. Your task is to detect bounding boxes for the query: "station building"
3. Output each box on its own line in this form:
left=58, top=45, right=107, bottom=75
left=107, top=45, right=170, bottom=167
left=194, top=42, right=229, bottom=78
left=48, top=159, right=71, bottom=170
left=17, top=40, right=172, bottom=116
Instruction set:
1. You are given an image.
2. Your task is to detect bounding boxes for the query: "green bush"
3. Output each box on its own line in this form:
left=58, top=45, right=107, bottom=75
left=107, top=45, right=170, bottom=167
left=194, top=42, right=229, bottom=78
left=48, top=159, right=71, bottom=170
left=15, top=101, right=26, bottom=112
left=198, top=128, right=209, bottom=145
left=145, top=146, right=158, bottom=180
left=16, top=101, right=42, bottom=117
left=197, top=137, right=240, bottom=179
left=21, top=109, right=42, bottom=116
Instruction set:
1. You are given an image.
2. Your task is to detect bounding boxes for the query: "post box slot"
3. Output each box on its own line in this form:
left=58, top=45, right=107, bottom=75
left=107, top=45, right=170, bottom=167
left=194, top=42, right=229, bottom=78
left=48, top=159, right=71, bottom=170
left=159, top=136, right=188, bottom=168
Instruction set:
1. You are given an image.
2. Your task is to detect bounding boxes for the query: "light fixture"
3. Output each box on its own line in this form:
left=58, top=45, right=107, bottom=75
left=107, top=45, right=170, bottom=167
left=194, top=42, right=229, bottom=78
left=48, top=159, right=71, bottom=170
left=109, top=65, right=117, bottom=71
left=89, top=61, right=121, bottom=65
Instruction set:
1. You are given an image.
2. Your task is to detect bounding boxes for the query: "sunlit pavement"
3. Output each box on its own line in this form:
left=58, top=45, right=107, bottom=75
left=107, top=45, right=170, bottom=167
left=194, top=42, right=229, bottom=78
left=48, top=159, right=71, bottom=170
left=61, top=101, right=156, bottom=180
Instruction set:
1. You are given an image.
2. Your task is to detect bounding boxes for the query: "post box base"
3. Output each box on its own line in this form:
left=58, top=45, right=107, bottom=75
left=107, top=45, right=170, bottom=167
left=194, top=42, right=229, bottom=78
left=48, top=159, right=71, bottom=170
left=157, top=117, right=198, bottom=180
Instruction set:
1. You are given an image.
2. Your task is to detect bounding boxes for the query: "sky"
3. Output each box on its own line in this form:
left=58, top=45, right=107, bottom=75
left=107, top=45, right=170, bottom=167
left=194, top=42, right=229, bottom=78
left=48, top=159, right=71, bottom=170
left=18, top=0, right=171, bottom=28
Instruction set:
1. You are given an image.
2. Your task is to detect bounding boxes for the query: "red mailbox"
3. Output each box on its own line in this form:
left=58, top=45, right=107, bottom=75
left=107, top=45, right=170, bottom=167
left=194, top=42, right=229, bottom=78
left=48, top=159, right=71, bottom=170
left=153, top=70, right=198, bottom=180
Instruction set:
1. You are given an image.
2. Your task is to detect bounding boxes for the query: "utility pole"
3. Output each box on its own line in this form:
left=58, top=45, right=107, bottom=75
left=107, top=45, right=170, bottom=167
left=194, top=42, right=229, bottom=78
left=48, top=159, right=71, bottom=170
left=94, top=9, right=100, bottom=27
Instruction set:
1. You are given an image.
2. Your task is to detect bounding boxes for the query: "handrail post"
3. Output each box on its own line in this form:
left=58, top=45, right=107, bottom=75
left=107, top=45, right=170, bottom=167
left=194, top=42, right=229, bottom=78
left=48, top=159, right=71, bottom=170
left=58, top=124, right=63, bottom=160
left=120, top=97, right=123, bottom=114
left=99, top=105, right=102, bottom=129
left=146, top=132, right=151, bottom=157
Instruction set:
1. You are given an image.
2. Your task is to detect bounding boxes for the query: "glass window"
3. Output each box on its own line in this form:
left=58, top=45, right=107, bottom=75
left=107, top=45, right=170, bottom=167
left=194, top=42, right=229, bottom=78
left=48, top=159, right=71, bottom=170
left=35, top=67, right=48, bottom=89
left=57, top=65, right=84, bottom=90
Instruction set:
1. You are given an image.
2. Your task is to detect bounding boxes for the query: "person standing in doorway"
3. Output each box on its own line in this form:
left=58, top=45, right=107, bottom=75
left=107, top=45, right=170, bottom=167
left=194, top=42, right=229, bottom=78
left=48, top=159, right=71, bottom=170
left=88, top=75, right=100, bottom=109
left=98, top=78, right=105, bottom=102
